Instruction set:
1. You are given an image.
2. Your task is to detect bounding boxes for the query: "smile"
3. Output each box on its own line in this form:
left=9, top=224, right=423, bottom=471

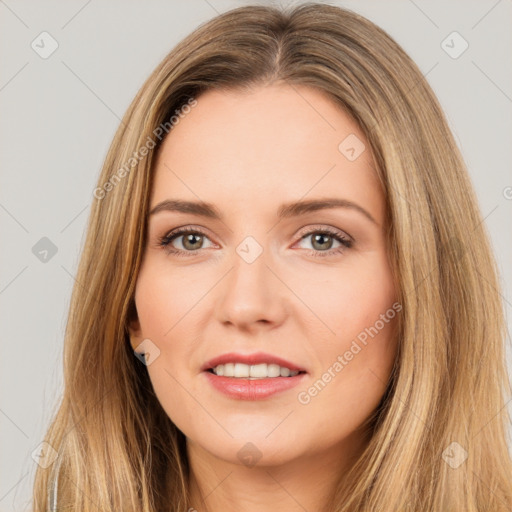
left=209, top=362, right=302, bottom=378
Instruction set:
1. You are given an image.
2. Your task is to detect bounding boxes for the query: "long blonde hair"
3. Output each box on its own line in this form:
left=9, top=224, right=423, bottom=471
left=33, top=3, right=512, bottom=510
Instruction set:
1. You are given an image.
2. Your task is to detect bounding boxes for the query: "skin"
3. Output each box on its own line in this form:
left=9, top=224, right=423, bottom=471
left=129, top=83, right=399, bottom=512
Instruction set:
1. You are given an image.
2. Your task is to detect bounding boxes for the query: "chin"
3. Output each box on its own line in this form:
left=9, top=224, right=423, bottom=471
left=189, top=432, right=305, bottom=468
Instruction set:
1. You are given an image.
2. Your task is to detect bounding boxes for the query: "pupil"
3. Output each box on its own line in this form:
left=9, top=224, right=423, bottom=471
left=313, top=234, right=332, bottom=250
left=184, top=234, right=202, bottom=250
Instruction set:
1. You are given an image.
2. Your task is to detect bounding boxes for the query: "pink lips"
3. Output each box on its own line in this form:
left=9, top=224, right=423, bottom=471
left=201, top=352, right=307, bottom=401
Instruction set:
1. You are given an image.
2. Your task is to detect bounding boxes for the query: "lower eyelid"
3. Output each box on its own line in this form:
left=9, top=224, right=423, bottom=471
left=159, top=228, right=352, bottom=255
left=165, top=231, right=214, bottom=250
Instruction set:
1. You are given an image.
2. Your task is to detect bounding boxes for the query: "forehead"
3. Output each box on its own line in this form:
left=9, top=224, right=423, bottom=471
left=150, top=83, right=383, bottom=221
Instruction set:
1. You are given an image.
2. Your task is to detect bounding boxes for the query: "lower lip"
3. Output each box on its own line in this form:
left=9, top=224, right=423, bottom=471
left=203, top=371, right=306, bottom=400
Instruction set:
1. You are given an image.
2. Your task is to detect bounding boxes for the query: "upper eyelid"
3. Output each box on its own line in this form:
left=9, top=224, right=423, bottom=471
left=161, top=224, right=353, bottom=245
left=162, top=225, right=217, bottom=244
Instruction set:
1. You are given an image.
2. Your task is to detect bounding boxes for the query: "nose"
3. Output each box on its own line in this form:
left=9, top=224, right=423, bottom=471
left=215, top=241, right=288, bottom=332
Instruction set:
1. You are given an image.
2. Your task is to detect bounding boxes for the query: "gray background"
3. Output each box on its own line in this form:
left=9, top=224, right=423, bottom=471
left=1, top=0, right=511, bottom=510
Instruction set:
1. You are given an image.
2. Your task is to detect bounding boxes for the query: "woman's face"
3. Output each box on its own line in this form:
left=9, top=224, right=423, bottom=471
left=129, top=83, right=399, bottom=467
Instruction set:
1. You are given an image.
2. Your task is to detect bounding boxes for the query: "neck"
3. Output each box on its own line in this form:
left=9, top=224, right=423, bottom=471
left=186, top=432, right=367, bottom=512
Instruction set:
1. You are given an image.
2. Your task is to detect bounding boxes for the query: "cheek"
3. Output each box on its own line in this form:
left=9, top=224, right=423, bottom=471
left=132, top=262, right=208, bottom=422
left=134, top=260, right=208, bottom=337
left=288, top=250, right=397, bottom=349
left=295, top=252, right=398, bottom=408
left=133, top=267, right=201, bottom=374
left=296, top=306, right=398, bottom=444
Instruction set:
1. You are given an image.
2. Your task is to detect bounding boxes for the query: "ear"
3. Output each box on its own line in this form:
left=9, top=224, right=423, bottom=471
left=126, top=301, right=143, bottom=352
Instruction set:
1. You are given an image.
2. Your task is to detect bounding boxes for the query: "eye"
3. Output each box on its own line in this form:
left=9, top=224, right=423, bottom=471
left=158, top=227, right=214, bottom=257
left=157, top=225, right=353, bottom=258
left=294, top=226, right=352, bottom=257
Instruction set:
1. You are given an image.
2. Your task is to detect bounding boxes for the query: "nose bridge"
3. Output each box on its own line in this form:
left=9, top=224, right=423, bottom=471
left=215, top=233, right=285, bottom=328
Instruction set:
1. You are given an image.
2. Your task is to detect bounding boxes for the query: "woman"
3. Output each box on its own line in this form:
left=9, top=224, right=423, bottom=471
left=32, top=3, right=512, bottom=511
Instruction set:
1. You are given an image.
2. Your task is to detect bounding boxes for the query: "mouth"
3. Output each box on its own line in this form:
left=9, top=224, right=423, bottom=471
left=201, top=353, right=308, bottom=400
left=206, top=363, right=307, bottom=379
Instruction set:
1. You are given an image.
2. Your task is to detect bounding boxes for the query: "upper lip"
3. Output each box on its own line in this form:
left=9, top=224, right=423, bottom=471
left=201, top=352, right=307, bottom=373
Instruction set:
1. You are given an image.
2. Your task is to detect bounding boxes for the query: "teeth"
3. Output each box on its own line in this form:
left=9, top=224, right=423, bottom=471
left=250, top=363, right=268, bottom=378
left=211, top=363, right=300, bottom=378
left=234, top=363, right=249, bottom=378
left=280, top=367, right=290, bottom=377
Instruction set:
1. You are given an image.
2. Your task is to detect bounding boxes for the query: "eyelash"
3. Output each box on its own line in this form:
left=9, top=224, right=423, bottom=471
left=157, top=226, right=353, bottom=258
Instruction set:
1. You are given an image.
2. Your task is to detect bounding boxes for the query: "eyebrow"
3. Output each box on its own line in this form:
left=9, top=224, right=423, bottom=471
left=149, top=197, right=378, bottom=225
